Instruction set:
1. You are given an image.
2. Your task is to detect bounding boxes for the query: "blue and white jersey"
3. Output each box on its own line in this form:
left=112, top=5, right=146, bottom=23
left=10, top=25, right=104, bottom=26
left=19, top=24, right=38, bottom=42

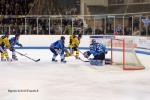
left=9, top=37, right=22, bottom=47
left=50, top=40, right=66, bottom=51
left=89, top=43, right=107, bottom=56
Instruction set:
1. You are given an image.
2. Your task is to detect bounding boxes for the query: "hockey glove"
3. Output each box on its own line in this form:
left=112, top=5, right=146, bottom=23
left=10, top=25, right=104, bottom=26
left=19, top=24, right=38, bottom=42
left=10, top=47, right=15, bottom=52
left=83, top=51, right=91, bottom=58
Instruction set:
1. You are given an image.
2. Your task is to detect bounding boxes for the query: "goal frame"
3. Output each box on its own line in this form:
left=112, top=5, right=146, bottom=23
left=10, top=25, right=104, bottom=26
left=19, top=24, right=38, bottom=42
left=110, top=39, right=145, bottom=70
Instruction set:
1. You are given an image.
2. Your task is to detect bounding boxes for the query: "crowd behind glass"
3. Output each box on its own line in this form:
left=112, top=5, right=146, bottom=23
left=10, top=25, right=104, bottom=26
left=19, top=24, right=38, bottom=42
left=0, top=0, right=150, bottom=36
left=0, top=16, right=150, bottom=36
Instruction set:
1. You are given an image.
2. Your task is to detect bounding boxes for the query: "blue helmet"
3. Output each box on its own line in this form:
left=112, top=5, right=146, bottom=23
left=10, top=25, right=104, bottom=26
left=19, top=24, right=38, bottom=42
left=15, top=33, right=20, bottom=37
left=61, top=36, right=65, bottom=40
left=91, top=39, right=96, bottom=44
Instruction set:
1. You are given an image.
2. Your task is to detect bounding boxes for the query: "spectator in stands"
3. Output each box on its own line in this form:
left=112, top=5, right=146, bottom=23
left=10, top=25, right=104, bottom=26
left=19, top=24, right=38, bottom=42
left=115, top=25, right=123, bottom=35
left=0, top=0, right=34, bottom=15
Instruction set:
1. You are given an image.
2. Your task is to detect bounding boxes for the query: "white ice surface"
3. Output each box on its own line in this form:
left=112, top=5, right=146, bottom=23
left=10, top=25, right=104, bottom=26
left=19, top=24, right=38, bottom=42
left=0, top=49, right=150, bottom=100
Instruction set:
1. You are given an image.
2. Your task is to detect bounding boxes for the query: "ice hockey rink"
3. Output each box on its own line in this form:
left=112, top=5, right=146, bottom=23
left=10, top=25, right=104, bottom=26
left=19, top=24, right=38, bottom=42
left=0, top=49, right=150, bottom=100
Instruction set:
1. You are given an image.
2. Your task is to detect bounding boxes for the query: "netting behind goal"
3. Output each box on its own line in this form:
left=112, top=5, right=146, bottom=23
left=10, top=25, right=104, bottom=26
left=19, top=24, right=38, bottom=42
left=111, top=39, right=145, bottom=70
left=94, top=38, right=145, bottom=70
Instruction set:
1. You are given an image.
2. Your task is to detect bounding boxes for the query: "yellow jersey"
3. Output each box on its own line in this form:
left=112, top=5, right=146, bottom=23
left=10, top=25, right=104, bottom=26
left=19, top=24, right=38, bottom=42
left=0, top=36, right=11, bottom=49
left=71, top=36, right=79, bottom=48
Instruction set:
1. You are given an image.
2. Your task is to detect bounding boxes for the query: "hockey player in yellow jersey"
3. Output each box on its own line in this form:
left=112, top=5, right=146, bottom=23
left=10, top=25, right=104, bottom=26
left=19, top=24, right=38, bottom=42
left=0, top=33, right=13, bottom=61
left=66, top=33, right=82, bottom=59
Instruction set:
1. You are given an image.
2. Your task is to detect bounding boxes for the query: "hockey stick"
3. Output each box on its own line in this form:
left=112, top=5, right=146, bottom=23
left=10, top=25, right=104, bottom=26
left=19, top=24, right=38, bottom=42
left=78, top=57, right=89, bottom=62
left=16, top=51, right=40, bottom=62
left=72, top=50, right=89, bottom=62
left=79, top=50, right=111, bottom=64
left=78, top=50, right=90, bottom=62
left=65, top=49, right=89, bottom=62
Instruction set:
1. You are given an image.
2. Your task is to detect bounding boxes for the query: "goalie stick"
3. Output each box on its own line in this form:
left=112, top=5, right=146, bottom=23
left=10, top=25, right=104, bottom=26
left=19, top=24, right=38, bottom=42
left=73, top=51, right=89, bottom=62
left=79, top=50, right=111, bottom=64
left=77, top=57, right=89, bottom=62
left=78, top=50, right=90, bottom=62
left=16, top=51, right=40, bottom=62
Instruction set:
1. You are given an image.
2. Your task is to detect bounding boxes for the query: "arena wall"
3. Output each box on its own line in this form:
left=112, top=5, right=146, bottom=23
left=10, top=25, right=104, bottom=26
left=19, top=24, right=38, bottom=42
left=12, top=35, right=149, bottom=50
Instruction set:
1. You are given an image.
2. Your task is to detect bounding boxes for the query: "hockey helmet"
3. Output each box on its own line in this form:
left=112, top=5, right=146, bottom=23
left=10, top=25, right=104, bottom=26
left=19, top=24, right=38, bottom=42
left=3, top=32, right=10, bottom=38
left=15, top=33, right=20, bottom=38
left=78, top=33, right=82, bottom=38
left=60, top=36, right=65, bottom=40
left=91, top=39, right=96, bottom=44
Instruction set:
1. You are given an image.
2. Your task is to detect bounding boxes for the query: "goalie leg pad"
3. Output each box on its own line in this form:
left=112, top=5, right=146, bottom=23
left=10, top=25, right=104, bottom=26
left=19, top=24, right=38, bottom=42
left=94, top=52, right=105, bottom=60
left=90, top=59, right=104, bottom=66
left=105, top=58, right=111, bottom=64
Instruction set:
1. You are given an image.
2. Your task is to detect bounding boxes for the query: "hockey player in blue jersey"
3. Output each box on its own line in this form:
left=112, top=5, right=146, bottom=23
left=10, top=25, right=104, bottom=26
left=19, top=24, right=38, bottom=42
left=83, top=39, right=108, bottom=65
left=50, top=36, right=67, bottom=63
left=9, top=34, right=23, bottom=60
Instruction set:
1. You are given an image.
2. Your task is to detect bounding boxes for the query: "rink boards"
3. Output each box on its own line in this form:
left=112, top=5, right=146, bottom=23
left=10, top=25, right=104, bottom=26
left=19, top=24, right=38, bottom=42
left=10, top=35, right=150, bottom=55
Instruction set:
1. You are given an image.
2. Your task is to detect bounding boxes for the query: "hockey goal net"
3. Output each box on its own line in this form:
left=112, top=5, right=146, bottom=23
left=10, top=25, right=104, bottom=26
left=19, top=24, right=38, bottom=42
left=93, top=37, right=145, bottom=70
